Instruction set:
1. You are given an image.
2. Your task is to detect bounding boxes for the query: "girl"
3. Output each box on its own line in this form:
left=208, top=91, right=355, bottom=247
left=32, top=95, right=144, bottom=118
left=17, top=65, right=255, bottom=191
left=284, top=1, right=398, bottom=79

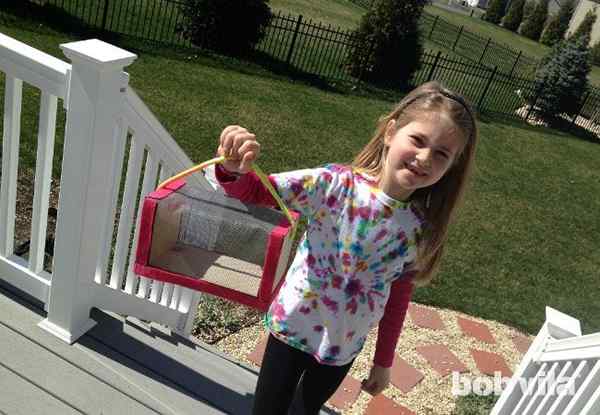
left=214, top=81, right=478, bottom=414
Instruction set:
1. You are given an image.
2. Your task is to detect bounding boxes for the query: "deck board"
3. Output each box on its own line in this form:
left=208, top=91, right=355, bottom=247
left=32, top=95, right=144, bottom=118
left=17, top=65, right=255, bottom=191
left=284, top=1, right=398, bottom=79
left=0, top=365, right=81, bottom=415
left=0, top=283, right=258, bottom=415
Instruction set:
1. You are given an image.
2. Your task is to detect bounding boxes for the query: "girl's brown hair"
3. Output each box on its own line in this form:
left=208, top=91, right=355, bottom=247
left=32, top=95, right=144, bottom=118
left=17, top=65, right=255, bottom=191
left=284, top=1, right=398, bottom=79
left=352, top=81, right=478, bottom=286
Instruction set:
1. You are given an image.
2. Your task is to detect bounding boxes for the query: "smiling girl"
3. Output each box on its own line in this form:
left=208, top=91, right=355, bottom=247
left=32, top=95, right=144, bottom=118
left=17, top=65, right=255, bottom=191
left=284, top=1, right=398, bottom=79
left=214, top=81, right=478, bottom=415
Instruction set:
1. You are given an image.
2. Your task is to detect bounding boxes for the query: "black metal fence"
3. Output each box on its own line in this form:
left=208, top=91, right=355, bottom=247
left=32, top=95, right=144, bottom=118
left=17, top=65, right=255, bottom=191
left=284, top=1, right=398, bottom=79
left=256, top=12, right=357, bottom=82
left=348, top=0, right=540, bottom=77
left=27, top=0, right=600, bottom=136
left=42, top=0, right=191, bottom=46
left=421, top=13, right=539, bottom=78
left=414, top=50, right=600, bottom=134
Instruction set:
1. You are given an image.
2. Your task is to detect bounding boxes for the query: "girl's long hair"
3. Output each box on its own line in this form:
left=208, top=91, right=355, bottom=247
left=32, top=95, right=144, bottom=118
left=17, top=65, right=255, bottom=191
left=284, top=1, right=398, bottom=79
left=352, top=81, right=478, bottom=286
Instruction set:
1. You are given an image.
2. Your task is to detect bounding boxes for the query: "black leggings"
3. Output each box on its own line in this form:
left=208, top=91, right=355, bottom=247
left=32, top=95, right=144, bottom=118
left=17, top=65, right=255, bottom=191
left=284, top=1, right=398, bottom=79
left=252, top=334, right=354, bottom=415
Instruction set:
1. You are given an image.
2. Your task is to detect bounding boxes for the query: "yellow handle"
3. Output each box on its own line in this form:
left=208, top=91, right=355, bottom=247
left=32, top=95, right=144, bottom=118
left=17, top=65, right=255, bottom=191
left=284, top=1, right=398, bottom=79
left=157, top=156, right=297, bottom=237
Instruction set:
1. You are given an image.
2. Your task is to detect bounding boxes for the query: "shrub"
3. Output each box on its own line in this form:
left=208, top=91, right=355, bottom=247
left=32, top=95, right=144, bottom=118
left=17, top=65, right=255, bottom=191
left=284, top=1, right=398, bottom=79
left=540, top=0, right=575, bottom=46
left=346, top=0, right=426, bottom=89
left=592, top=41, right=600, bottom=66
left=484, top=0, right=508, bottom=24
left=502, top=0, right=525, bottom=32
left=569, top=8, right=597, bottom=46
left=178, top=0, right=271, bottom=56
left=520, top=0, right=549, bottom=40
left=530, top=36, right=591, bottom=123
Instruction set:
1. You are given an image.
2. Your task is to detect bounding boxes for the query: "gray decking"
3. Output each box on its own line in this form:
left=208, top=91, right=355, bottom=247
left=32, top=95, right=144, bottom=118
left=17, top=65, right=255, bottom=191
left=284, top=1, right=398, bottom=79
left=0, top=283, right=260, bottom=415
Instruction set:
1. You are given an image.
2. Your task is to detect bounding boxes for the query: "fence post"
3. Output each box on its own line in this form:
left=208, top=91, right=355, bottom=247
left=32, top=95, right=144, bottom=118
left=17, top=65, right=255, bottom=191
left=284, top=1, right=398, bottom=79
left=479, top=38, right=491, bottom=65
left=477, top=66, right=497, bottom=112
left=101, top=0, right=110, bottom=32
left=452, top=25, right=464, bottom=51
left=356, top=39, right=376, bottom=86
left=509, top=51, right=521, bottom=78
left=428, top=15, right=439, bottom=40
left=286, top=15, right=303, bottom=65
left=569, top=91, right=591, bottom=131
left=427, top=51, right=442, bottom=82
left=38, top=39, right=136, bottom=344
left=525, top=82, right=545, bottom=122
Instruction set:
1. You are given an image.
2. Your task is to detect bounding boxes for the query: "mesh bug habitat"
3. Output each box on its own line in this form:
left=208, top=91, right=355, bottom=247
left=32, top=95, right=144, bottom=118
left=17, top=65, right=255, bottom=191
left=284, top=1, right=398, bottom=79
left=134, top=157, right=299, bottom=310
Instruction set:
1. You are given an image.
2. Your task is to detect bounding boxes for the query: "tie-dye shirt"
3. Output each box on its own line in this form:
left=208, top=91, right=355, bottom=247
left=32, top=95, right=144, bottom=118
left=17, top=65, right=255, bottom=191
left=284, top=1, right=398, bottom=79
left=219, top=164, right=423, bottom=366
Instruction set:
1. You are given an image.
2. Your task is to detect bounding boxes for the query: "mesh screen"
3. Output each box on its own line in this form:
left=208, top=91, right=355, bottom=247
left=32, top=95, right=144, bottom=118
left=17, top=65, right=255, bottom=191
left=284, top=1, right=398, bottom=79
left=146, top=183, right=293, bottom=299
left=174, top=185, right=286, bottom=265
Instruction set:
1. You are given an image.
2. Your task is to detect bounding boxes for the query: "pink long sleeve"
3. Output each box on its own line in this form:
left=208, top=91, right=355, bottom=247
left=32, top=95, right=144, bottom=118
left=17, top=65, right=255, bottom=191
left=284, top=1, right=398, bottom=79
left=373, top=275, right=415, bottom=368
left=215, top=164, right=277, bottom=206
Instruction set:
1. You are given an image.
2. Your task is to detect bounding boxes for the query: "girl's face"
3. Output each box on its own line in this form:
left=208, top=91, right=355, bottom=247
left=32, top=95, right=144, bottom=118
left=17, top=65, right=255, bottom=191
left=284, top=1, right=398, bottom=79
left=379, top=113, right=464, bottom=201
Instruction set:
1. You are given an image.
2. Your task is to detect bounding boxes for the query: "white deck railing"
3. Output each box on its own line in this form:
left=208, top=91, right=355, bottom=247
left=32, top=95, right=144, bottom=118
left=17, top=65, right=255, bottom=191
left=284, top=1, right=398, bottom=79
left=492, top=307, right=600, bottom=415
left=0, top=34, right=206, bottom=343
left=0, top=32, right=69, bottom=304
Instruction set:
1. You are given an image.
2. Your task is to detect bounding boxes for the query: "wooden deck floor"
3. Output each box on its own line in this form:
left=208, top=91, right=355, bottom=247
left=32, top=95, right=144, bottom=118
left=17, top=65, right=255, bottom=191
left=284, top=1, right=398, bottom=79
left=0, top=283, right=260, bottom=415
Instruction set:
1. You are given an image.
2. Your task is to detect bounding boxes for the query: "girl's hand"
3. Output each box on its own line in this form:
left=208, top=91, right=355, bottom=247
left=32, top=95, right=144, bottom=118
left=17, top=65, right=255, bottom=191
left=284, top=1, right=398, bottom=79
left=218, top=125, right=261, bottom=174
left=361, top=364, right=391, bottom=396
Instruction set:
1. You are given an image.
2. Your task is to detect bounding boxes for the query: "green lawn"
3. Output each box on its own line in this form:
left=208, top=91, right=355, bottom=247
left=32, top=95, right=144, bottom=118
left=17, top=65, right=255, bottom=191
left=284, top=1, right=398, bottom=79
left=2, top=13, right=600, bottom=336
left=270, top=0, right=364, bottom=29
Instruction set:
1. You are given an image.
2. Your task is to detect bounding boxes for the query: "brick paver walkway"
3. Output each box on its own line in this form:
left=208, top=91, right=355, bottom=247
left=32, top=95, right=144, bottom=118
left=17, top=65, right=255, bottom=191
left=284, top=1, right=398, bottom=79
left=243, top=303, right=533, bottom=414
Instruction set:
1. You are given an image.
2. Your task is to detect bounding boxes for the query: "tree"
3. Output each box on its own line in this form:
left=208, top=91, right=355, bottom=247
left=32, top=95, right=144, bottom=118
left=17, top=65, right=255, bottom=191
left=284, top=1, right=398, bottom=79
left=346, top=0, right=427, bottom=89
left=178, top=0, right=271, bottom=56
left=484, top=0, right=508, bottom=24
left=521, top=0, right=536, bottom=22
left=540, top=0, right=575, bottom=46
left=502, top=0, right=526, bottom=32
left=519, top=0, right=549, bottom=40
left=569, top=8, right=597, bottom=46
left=592, top=41, right=600, bottom=66
left=530, top=36, right=591, bottom=123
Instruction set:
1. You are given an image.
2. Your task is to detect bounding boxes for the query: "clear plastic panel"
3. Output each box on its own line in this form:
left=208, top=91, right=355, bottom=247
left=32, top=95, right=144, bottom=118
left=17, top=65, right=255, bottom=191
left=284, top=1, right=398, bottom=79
left=147, top=185, right=290, bottom=297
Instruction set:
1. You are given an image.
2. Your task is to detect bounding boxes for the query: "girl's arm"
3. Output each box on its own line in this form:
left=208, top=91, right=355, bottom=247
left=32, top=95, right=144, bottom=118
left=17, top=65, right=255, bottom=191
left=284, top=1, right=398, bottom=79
left=215, top=163, right=278, bottom=206
left=215, top=125, right=337, bottom=217
left=216, top=162, right=340, bottom=218
left=373, top=274, right=415, bottom=368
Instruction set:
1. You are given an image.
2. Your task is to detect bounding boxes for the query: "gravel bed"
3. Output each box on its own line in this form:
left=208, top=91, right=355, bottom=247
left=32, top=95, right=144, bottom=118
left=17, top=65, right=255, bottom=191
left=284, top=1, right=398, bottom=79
left=213, top=303, right=533, bottom=415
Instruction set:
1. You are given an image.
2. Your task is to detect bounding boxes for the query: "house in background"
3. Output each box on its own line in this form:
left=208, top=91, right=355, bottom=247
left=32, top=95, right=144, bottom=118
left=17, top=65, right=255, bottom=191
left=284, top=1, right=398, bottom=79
left=464, top=0, right=490, bottom=8
left=567, top=0, right=600, bottom=45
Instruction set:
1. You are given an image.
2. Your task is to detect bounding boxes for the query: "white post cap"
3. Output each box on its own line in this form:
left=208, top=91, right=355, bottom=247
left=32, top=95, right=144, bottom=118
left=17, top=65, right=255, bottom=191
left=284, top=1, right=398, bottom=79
left=546, top=306, right=582, bottom=339
left=60, top=39, right=137, bottom=70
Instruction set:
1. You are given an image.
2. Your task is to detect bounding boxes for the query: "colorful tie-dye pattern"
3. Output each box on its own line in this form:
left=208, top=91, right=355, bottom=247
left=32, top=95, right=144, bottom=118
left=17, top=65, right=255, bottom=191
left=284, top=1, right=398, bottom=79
left=265, top=164, right=423, bottom=366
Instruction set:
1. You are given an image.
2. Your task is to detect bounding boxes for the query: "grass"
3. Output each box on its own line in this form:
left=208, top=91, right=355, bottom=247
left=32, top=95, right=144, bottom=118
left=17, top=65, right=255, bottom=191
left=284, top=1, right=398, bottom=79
left=2, top=10, right=600, bottom=337
left=453, top=393, right=499, bottom=415
left=270, top=0, right=364, bottom=30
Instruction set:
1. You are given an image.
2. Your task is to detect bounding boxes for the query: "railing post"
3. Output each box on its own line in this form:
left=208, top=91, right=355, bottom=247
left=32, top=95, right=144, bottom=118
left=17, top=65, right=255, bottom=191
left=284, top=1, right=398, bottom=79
left=479, top=37, right=491, bottom=65
left=509, top=51, right=521, bottom=78
left=428, top=15, right=439, bottom=40
left=477, top=66, right=497, bottom=112
left=490, top=307, right=581, bottom=415
left=452, top=25, right=464, bottom=51
left=39, top=39, right=136, bottom=344
left=427, top=50, right=442, bottom=82
left=286, top=14, right=303, bottom=65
